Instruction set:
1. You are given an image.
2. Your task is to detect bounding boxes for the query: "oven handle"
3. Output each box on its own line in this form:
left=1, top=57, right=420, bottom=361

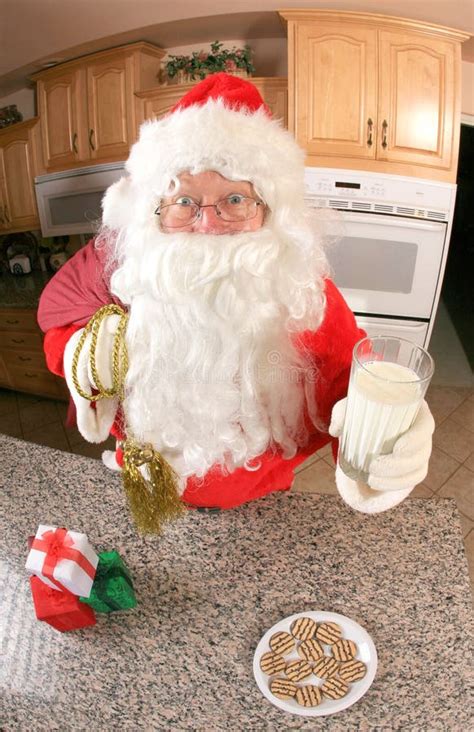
left=338, top=211, right=446, bottom=231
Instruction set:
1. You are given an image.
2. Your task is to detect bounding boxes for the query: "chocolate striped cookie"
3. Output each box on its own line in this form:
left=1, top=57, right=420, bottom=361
left=321, top=677, right=349, bottom=700
left=315, top=622, right=342, bottom=645
left=331, top=638, right=357, bottom=662
left=259, top=651, right=286, bottom=676
left=313, top=656, right=340, bottom=679
left=295, top=685, right=322, bottom=707
left=285, top=659, right=313, bottom=682
left=290, top=616, right=317, bottom=641
left=338, top=659, right=367, bottom=682
left=297, top=638, right=324, bottom=662
left=269, top=631, right=295, bottom=656
left=269, top=677, right=298, bottom=700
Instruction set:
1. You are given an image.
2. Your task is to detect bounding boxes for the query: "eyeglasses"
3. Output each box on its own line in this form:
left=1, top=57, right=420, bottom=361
left=155, top=194, right=265, bottom=228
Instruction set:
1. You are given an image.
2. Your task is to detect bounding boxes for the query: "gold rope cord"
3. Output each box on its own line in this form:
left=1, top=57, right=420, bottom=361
left=71, top=304, right=184, bottom=534
left=71, top=304, right=129, bottom=402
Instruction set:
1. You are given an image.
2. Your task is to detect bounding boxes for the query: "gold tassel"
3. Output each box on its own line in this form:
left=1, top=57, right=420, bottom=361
left=122, top=441, right=186, bottom=535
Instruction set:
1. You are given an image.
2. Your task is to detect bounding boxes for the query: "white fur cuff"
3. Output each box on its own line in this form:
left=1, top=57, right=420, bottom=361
left=63, top=330, right=118, bottom=444
left=335, top=463, right=413, bottom=514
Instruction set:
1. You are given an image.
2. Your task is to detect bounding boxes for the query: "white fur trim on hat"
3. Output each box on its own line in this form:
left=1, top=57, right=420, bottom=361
left=102, top=99, right=306, bottom=230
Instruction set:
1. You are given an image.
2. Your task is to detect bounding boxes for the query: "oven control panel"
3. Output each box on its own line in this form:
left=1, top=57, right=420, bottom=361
left=311, top=178, right=386, bottom=198
left=304, top=167, right=455, bottom=215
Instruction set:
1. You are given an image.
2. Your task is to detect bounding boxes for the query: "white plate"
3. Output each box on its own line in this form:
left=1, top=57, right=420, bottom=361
left=253, top=610, right=378, bottom=717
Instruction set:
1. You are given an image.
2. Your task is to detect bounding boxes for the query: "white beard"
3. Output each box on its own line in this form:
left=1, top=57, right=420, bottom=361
left=108, top=219, right=328, bottom=480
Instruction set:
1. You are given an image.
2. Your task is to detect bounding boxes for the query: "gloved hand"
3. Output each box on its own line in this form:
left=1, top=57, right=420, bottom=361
left=63, top=315, right=122, bottom=443
left=329, top=397, right=435, bottom=513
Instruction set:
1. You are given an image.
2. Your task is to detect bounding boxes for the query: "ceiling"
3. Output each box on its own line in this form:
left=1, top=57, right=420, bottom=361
left=1, top=0, right=473, bottom=97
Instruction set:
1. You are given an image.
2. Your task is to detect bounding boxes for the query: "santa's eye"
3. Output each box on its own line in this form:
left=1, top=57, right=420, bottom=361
left=227, top=194, right=246, bottom=205
left=175, top=196, right=196, bottom=207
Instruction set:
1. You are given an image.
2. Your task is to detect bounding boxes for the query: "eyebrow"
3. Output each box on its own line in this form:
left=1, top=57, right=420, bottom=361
left=178, top=179, right=254, bottom=194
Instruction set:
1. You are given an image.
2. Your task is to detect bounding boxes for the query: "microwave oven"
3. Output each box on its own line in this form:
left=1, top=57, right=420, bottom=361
left=34, top=162, right=126, bottom=236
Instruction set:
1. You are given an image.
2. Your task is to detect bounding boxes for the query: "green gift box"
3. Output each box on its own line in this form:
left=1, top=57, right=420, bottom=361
left=80, top=550, right=136, bottom=613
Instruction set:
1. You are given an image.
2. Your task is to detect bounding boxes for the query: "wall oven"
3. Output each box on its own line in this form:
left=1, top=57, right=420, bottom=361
left=304, top=168, right=457, bottom=347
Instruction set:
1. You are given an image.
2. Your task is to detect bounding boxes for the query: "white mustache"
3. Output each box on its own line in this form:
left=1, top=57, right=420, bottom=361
left=188, top=267, right=231, bottom=290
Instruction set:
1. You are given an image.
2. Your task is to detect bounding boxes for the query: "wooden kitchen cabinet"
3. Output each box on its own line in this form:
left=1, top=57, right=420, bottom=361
left=290, top=21, right=377, bottom=161
left=377, top=30, right=456, bottom=169
left=0, top=308, right=69, bottom=400
left=32, top=42, right=165, bottom=171
left=281, top=10, right=469, bottom=182
left=135, top=77, right=288, bottom=130
left=35, top=68, right=85, bottom=169
left=0, top=118, right=43, bottom=233
left=86, top=54, right=134, bottom=161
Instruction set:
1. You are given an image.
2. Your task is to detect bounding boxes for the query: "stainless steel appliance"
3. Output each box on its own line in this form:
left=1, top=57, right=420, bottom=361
left=34, top=162, right=125, bottom=237
left=304, top=168, right=457, bottom=347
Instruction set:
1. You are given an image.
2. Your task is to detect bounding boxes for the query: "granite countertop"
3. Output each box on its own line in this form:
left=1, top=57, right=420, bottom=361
left=1, top=434, right=473, bottom=731
left=0, top=271, right=53, bottom=309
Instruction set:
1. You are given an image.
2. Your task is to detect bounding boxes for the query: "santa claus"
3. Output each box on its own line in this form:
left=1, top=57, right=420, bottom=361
left=38, top=73, right=434, bottom=527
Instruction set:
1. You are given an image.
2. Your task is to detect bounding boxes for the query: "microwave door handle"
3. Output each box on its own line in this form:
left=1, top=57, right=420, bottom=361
left=339, top=212, right=446, bottom=231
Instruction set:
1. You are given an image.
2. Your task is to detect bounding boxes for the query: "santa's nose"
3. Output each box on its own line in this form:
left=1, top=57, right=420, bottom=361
left=192, top=205, right=226, bottom=234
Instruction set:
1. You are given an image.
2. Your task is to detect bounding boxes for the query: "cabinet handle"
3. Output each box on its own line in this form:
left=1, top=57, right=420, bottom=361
left=24, top=372, right=37, bottom=378
left=19, top=356, right=32, bottom=362
left=11, top=338, right=25, bottom=344
left=0, top=206, right=4, bottom=224
left=4, top=205, right=10, bottom=223
left=6, top=319, right=19, bottom=325
left=367, top=118, right=373, bottom=147
left=381, top=119, right=388, bottom=149
left=89, top=128, right=95, bottom=151
left=72, top=132, right=78, bottom=154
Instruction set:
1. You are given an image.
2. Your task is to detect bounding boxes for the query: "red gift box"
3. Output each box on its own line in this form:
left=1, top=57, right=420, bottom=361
left=29, top=576, right=96, bottom=632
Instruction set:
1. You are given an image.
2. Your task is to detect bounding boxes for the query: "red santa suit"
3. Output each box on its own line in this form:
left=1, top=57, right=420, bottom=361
left=38, top=238, right=364, bottom=508
left=37, top=74, right=433, bottom=518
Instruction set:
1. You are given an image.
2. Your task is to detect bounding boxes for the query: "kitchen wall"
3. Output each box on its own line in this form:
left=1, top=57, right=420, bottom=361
left=0, top=88, right=36, bottom=120
left=462, top=61, right=474, bottom=117
left=2, top=0, right=473, bottom=82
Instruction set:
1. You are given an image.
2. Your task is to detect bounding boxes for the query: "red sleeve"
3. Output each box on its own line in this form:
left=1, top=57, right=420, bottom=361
left=296, top=278, right=366, bottom=428
left=43, top=324, right=83, bottom=377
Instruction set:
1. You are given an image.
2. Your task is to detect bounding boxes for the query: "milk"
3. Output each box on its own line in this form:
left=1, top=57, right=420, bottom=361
left=339, top=361, right=422, bottom=482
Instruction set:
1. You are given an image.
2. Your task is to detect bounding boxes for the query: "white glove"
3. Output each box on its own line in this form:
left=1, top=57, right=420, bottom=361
left=63, top=315, right=122, bottom=444
left=102, top=449, right=122, bottom=471
left=329, top=397, right=435, bottom=514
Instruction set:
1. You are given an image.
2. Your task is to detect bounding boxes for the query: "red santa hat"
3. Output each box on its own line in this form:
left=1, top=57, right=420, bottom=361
left=102, top=72, right=307, bottom=229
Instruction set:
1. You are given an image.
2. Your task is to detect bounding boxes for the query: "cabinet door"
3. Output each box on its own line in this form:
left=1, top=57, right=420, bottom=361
left=86, top=56, right=134, bottom=161
left=0, top=134, right=39, bottom=230
left=377, top=31, right=457, bottom=169
left=294, top=22, right=377, bottom=159
left=0, top=153, right=8, bottom=231
left=38, top=69, right=86, bottom=168
left=0, top=353, right=11, bottom=387
left=141, top=95, right=179, bottom=124
left=252, top=79, right=288, bottom=128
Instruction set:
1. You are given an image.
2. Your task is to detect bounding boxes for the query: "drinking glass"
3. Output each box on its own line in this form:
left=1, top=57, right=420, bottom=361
left=339, top=337, right=434, bottom=483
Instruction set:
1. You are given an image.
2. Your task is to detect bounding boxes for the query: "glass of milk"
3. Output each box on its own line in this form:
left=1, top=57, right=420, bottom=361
left=339, top=337, right=434, bottom=483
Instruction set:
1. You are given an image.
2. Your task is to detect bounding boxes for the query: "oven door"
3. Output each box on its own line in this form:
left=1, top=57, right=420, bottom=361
left=355, top=315, right=429, bottom=348
left=326, top=212, right=448, bottom=319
